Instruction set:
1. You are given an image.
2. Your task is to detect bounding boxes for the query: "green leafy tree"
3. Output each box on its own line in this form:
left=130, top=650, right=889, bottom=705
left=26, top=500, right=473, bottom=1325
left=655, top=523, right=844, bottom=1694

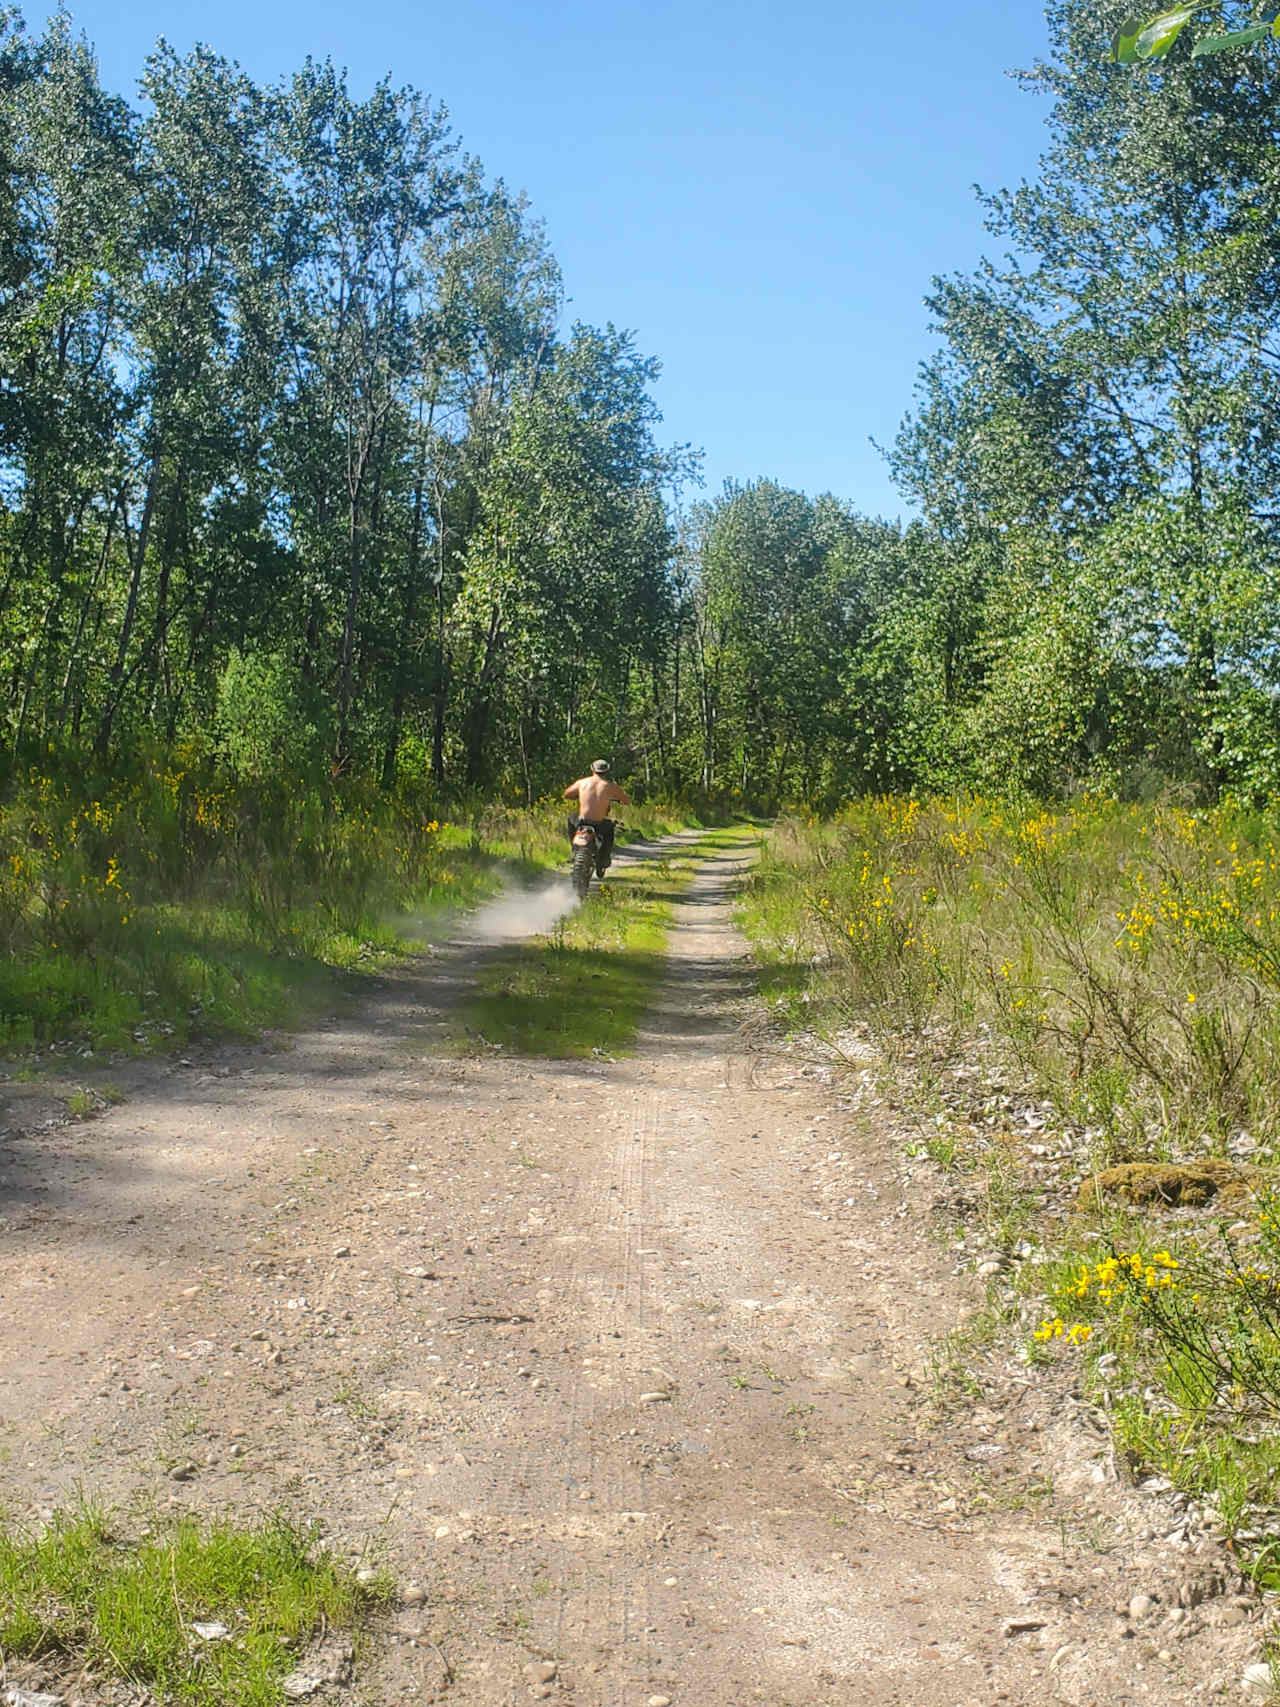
left=890, top=0, right=1280, bottom=797
left=453, top=324, right=685, bottom=792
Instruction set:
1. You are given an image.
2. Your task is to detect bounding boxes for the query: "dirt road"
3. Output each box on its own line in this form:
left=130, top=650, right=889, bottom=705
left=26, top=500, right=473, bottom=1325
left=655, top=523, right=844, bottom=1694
left=0, top=832, right=1264, bottom=1704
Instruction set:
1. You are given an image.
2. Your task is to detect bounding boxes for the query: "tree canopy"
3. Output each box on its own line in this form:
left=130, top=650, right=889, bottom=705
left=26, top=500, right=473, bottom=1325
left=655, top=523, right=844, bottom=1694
left=5, top=0, right=1280, bottom=810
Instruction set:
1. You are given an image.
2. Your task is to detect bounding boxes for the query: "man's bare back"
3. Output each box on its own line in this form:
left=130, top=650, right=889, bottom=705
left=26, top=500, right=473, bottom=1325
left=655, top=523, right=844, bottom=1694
left=564, top=774, right=631, bottom=819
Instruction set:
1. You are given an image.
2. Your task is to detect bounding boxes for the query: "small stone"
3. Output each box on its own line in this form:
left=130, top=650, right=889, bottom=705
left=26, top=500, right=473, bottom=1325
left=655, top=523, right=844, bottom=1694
left=648, top=1697, right=673, bottom=1707
left=522, top=1660, right=556, bottom=1683
left=333, top=1245, right=351, bottom=1258
left=434, top=1524, right=451, bottom=1540
left=1129, top=1593, right=1158, bottom=1622
left=356, top=1568, right=378, bottom=1584
left=399, top=1583, right=426, bottom=1607
left=191, top=1620, right=230, bottom=1640
left=531, top=1377, right=545, bottom=1391
left=169, top=1461, right=197, bottom=1482
left=1157, top=1649, right=1173, bottom=1662
left=1218, top=1604, right=1248, bottom=1627
left=639, top=1391, right=670, bottom=1405
left=281, top=1676, right=321, bottom=1700
left=664, top=1576, right=678, bottom=1587
left=1002, top=1616, right=1046, bottom=1637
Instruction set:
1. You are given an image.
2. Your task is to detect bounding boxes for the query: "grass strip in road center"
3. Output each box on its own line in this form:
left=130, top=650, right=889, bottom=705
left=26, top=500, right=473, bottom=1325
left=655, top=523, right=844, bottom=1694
left=0, top=1504, right=391, bottom=1707
left=457, top=830, right=745, bottom=1058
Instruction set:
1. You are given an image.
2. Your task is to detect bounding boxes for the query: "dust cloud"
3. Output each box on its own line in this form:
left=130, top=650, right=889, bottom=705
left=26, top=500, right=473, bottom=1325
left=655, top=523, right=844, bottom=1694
left=461, top=875, right=576, bottom=946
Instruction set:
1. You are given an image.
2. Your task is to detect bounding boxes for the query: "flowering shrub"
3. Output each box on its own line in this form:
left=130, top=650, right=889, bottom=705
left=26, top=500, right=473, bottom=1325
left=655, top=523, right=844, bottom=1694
left=1037, top=1203, right=1280, bottom=1427
left=746, top=795, right=1280, bottom=1154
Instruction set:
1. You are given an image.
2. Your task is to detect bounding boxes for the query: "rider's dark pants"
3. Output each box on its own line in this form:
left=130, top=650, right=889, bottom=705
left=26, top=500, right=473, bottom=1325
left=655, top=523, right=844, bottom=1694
left=567, top=815, right=615, bottom=872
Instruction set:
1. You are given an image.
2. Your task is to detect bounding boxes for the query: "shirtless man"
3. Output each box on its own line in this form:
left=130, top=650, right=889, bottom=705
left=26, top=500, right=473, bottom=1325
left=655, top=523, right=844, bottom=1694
left=563, top=759, right=632, bottom=876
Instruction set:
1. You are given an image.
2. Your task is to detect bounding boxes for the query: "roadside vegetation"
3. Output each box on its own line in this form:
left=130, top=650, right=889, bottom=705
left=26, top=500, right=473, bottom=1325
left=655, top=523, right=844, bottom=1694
left=0, top=1504, right=389, bottom=1707
left=0, top=756, right=693, bottom=1058
left=741, top=799, right=1280, bottom=1578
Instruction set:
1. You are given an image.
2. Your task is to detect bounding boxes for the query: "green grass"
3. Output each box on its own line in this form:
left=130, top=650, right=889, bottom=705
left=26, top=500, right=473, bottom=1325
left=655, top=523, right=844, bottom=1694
left=0, top=1504, right=391, bottom=1707
left=457, top=826, right=751, bottom=1058
left=0, top=861, right=508, bottom=1056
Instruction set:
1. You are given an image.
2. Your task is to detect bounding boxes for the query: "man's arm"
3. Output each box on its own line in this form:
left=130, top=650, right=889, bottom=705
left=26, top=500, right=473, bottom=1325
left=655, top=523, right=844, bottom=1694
left=563, top=780, right=581, bottom=800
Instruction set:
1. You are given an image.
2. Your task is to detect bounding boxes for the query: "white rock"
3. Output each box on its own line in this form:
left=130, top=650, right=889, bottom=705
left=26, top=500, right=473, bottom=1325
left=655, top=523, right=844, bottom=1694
left=6, top=1691, right=66, bottom=1707
left=639, top=1391, right=670, bottom=1404
left=1241, top=1662, right=1273, bottom=1700
left=281, top=1676, right=322, bottom=1700
left=648, top=1697, right=673, bottom=1707
left=1129, top=1593, right=1158, bottom=1621
left=191, top=1620, right=230, bottom=1640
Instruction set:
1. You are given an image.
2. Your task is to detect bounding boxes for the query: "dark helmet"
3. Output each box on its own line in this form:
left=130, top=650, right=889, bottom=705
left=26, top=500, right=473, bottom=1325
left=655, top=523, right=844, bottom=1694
left=590, top=758, right=611, bottom=776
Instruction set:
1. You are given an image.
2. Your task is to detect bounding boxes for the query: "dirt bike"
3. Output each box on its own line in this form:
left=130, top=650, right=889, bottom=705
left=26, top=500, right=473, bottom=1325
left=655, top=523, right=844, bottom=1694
left=570, top=819, right=619, bottom=900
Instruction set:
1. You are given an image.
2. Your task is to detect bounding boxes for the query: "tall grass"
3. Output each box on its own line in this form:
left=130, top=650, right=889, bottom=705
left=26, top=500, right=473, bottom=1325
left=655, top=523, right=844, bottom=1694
left=744, top=796, right=1280, bottom=1161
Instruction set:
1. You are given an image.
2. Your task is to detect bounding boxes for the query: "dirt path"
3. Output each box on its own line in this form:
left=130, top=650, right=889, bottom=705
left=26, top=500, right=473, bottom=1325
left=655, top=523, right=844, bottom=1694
left=0, top=833, right=1264, bottom=1705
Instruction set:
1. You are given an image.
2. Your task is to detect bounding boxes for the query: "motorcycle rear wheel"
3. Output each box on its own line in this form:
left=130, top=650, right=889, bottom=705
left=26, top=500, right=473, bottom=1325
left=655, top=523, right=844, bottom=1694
left=571, top=841, right=594, bottom=899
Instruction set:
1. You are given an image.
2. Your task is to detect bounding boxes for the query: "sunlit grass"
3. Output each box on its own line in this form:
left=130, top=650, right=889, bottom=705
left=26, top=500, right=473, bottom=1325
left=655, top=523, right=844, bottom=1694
left=0, top=1504, right=391, bottom=1707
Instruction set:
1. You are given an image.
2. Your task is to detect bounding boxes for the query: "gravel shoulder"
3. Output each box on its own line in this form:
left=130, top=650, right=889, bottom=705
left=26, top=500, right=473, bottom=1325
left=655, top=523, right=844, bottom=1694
left=0, top=831, right=1266, bottom=1704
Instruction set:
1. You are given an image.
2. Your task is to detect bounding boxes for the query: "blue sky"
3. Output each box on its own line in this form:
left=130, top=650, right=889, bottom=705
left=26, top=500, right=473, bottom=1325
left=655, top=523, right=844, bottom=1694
left=72, top=0, right=1054, bottom=519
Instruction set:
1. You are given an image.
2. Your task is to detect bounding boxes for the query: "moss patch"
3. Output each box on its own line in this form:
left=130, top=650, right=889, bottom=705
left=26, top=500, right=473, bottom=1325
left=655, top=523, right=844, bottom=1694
left=1076, top=1159, right=1263, bottom=1213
